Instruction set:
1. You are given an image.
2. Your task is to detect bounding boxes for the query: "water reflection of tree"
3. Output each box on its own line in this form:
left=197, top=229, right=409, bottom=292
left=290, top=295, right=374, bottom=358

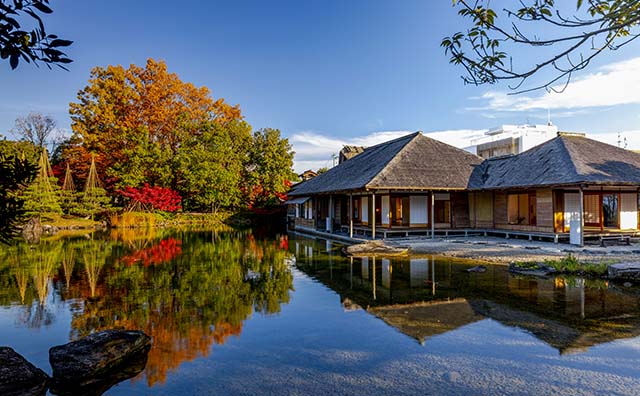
left=0, top=230, right=293, bottom=385
left=14, top=268, right=29, bottom=304
left=80, top=241, right=110, bottom=299
left=2, top=244, right=64, bottom=328
left=32, top=249, right=57, bottom=306
left=61, top=247, right=75, bottom=289
left=68, top=230, right=293, bottom=386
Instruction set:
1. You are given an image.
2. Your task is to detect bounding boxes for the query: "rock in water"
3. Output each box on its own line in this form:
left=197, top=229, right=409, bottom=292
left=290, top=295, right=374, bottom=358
left=344, top=240, right=408, bottom=256
left=0, top=347, right=49, bottom=396
left=466, top=265, right=487, bottom=273
left=49, top=330, right=151, bottom=387
left=49, top=350, right=148, bottom=396
left=22, top=217, right=43, bottom=244
left=508, top=262, right=556, bottom=277
left=608, top=262, right=640, bottom=280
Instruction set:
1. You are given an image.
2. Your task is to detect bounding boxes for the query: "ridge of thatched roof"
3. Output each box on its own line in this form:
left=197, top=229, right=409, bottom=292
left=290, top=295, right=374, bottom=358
left=289, top=132, right=420, bottom=195
left=289, top=132, right=483, bottom=196
left=368, top=132, right=483, bottom=189
left=469, top=135, right=640, bottom=189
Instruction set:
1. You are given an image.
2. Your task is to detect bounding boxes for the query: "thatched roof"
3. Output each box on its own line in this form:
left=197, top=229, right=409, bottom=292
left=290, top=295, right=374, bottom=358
left=290, top=132, right=483, bottom=196
left=469, top=134, right=640, bottom=190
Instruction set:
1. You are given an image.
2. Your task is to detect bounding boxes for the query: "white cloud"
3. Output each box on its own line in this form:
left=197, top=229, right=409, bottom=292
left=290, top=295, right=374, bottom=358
left=589, top=130, right=640, bottom=150
left=471, top=57, right=640, bottom=112
left=290, top=130, right=414, bottom=172
left=423, top=129, right=487, bottom=149
left=290, top=129, right=487, bottom=173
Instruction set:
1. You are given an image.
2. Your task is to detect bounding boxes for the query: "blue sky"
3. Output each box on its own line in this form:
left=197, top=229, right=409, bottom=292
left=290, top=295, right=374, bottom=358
left=2, top=1, right=640, bottom=171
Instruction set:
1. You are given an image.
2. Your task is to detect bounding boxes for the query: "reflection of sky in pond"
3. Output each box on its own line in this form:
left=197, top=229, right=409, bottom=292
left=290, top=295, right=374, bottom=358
left=0, top=230, right=639, bottom=395
left=138, top=268, right=640, bottom=396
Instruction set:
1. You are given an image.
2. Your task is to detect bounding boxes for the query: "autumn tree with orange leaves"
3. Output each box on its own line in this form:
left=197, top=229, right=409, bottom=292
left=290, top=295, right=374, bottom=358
left=62, top=58, right=295, bottom=212
left=64, top=58, right=241, bottom=189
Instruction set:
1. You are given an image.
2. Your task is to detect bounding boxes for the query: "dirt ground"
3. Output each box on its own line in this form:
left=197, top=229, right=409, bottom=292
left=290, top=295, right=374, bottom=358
left=383, top=236, right=640, bottom=264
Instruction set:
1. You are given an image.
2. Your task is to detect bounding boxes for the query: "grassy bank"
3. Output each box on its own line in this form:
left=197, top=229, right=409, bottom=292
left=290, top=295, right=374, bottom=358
left=40, top=213, right=101, bottom=229
left=514, top=254, right=610, bottom=277
left=38, top=211, right=246, bottom=231
left=109, top=211, right=234, bottom=228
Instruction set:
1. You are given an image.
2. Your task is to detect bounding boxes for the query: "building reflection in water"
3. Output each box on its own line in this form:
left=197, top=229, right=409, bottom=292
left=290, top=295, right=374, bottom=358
left=291, top=235, right=640, bottom=354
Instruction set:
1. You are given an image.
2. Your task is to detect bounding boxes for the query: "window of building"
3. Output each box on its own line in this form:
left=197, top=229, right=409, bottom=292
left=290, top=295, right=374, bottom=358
left=507, top=192, right=536, bottom=225
left=583, top=194, right=600, bottom=225
left=603, top=193, right=619, bottom=228
left=434, top=200, right=450, bottom=223
left=298, top=202, right=310, bottom=219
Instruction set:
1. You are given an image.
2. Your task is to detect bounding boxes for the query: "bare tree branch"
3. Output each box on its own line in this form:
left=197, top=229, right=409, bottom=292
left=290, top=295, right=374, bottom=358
left=12, top=112, right=57, bottom=149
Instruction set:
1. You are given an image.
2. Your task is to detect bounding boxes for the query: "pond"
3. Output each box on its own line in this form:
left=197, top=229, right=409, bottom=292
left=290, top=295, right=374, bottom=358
left=1, top=229, right=640, bottom=395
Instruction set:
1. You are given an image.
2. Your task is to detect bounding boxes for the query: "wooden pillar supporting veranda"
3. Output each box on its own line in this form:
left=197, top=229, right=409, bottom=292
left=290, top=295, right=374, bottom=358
left=579, top=186, right=585, bottom=247
left=431, top=191, right=435, bottom=239
left=349, top=193, right=354, bottom=239
left=372, top=192, right=376, bottom=240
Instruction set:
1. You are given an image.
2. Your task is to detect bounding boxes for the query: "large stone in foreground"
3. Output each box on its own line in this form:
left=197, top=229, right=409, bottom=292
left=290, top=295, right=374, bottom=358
left=49, top=350, right=148, bottom=396
left=49, top=330, right=151, bottom=387
left=608, top=262, right=640, bottom=280
left=0, top=346, right=49, bottom=396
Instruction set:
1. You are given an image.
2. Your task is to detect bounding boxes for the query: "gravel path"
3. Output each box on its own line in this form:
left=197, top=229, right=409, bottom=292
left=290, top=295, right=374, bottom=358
left=383, top=236, right=640, bottom=264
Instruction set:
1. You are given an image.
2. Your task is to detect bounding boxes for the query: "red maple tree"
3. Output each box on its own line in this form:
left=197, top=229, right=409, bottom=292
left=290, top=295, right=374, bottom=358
left=118, top=184, right=182, bottom=212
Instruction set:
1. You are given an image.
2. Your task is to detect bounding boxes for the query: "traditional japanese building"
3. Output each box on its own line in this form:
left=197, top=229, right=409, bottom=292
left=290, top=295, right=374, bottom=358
left=287, top=131, right=640, bottom=245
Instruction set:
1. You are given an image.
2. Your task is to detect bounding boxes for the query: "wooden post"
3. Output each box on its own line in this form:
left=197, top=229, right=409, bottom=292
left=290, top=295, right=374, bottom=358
left=349, top=193, right=354, bottom=238
left=431, top=191, right=435, bottom=239
left=372, top=192, right=376, bottom=240
left=579, top=187, right=584, bottom=247
left=328, top=194, right=334, bottom=233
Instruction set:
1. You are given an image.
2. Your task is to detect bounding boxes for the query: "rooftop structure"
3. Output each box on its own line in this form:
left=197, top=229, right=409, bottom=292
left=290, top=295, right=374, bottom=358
left=338, top=145, right=365, bottom=164
left=465, top=124, right=560, bottom=159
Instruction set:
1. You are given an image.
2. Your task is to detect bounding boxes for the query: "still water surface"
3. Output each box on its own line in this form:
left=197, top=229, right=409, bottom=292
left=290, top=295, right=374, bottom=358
left=1, top=229, right=639, bottom=395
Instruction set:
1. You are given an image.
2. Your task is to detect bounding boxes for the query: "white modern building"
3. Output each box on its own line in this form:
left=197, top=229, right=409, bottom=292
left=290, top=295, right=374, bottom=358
left=465, top=124, right=559, bottom=159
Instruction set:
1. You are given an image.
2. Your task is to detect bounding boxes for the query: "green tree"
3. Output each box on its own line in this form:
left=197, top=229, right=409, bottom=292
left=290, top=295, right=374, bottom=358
left=65, top=59, right=241, bottom=189
left=109, top=129, right=175, bottom=189
left=0, top=0, right=72, bottom=70
left=0, top=154, right=37, bottom=243
left=247, top=128, right=296, bottom=208
left=178, top=120, right=252, bottom=212
left=0, top=138, right=39, bottom=162
left=442, top=0, right=640, bottom=92
left=60, top=162, right=79, bottom=215
left=21, top=148, right=62, bottom=217
left=77, top=155, right=110, bottom=219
